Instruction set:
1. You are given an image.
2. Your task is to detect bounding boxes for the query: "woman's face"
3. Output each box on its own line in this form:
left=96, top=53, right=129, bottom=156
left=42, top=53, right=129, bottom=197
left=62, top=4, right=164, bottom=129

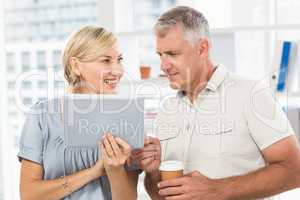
left=76, top=44, right=124, bottom=94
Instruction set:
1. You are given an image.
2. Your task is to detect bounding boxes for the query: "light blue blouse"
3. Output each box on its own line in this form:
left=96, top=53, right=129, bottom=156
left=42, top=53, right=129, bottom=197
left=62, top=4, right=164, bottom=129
left=18, top=99, right=138, bottom=200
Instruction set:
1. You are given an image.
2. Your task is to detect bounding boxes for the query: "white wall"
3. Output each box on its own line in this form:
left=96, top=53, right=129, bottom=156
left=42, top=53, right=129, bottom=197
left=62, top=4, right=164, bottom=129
left=287, top=107, right=300, bottom=141
left=98, top=0, right=117, bottom=32
left=0, top=1, right=9, bottom=199
left=210, top=32, right=236, bottom=71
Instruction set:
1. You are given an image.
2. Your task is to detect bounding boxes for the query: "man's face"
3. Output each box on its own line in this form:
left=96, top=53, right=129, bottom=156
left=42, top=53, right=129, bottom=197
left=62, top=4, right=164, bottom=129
left=156, top=25, right=204, bottom=90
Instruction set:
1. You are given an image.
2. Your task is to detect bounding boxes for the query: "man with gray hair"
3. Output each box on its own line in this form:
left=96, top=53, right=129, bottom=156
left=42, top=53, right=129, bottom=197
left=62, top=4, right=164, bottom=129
left=133, top=6, right=300, bottom=200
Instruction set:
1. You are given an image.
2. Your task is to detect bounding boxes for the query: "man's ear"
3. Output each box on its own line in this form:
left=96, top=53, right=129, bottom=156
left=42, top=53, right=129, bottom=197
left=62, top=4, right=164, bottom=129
left=69, top=57, right=81, bottom=76
left=196, top=39, right=210, bottom=58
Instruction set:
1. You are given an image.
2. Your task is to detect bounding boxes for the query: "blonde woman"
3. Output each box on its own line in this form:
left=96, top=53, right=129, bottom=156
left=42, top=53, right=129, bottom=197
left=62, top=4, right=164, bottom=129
left=18, top=26, right=139, bottom=200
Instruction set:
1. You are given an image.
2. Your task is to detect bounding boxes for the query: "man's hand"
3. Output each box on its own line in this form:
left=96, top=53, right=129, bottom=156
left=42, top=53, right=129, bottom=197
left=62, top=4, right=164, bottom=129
left=158, top=171, right=225, bottom=200
left=132, top=136, right=161, bottom=173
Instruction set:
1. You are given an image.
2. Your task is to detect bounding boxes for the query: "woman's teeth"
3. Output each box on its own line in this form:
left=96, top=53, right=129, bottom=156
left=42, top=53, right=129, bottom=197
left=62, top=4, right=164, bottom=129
left=104, top=79, right=118, bottom=84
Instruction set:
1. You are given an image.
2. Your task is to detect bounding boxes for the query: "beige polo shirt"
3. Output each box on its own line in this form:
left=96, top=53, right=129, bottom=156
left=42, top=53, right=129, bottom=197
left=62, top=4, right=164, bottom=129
left=153, top=65, right=294, bottom=199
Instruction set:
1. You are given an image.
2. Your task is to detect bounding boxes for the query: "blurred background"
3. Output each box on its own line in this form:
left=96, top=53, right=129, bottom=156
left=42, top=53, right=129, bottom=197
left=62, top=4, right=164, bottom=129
left=1, top=0, right=300, bottom=199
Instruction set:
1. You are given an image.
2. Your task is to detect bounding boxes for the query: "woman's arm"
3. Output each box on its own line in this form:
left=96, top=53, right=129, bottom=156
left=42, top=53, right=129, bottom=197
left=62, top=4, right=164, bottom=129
left=20, top=150, right=105, bottom=200
left=105, top=168, right=139, bottom=200
left=101, top=134, right=139, bottom=200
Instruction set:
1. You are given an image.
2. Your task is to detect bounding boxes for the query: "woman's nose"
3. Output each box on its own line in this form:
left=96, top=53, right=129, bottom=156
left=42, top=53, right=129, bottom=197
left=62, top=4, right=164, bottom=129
left=111, top=67, right=123, bottom=76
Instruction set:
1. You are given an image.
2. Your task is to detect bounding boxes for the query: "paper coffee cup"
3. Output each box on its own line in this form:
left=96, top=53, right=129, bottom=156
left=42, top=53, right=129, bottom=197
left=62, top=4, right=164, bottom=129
left=159, top=160, right=184, bottom=181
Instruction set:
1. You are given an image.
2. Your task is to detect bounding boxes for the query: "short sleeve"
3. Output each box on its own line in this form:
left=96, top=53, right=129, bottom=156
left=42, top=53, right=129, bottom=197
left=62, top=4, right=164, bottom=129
left=18, top=103, right=45, bottom=165
left=152, top=97, right=183, bottom=162
left=153, top=111, right=171, bottom=162
left=244, top=83, right=295, bottom=150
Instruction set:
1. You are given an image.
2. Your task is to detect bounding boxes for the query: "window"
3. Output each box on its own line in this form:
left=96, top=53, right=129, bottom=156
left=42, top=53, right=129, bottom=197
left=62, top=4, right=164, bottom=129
left=21, top=52, right=30, bottom=71
left=6, top=52, right=15, bottom=73
left=277, top=0, right=300, bottom=25
left=7, top=81, right=15, bottom=90
left=22, top=97, right=32, bottom=106
left=22, top=81, right=32, bottom=89
left=54, top=80, right=65, bottom=89
left=116, top=0, right=300, bottom=94
left=52, top=50, right=61, bottom=71
left=8, top=97, right=15, bottom=105
left=38, top=97, right=47, bottom=102
left=8, top=111, right=18, bottom=118
left=131, top=0, right=173, bottom=31
left=37, top=80, right=47, bottom=89
left=36, top=51, right=46, bottom=70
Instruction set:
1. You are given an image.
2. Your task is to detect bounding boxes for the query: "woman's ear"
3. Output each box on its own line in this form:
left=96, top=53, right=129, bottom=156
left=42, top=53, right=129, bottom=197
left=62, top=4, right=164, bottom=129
left=69, top=57, right=81, bottom=76
left=197, top=39, right=210, bottom=58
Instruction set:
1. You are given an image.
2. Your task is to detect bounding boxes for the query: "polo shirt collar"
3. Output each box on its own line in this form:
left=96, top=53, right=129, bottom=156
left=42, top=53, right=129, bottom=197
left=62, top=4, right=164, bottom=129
left=205, top=64, right=227, bottom=92
left=177, top=64, right=228, bottom=98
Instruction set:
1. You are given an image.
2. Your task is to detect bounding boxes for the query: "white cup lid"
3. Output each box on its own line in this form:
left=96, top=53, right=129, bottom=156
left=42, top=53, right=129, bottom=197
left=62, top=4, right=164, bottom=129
left=159, top=160, right=184, bottom=171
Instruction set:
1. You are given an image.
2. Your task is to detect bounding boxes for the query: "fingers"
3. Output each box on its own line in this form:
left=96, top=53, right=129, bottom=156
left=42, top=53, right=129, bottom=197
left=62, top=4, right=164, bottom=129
left=165, top=194, right=188, bottom=200
left=159, top=185, right=184, bottom=197
left=132, top=144, right=160, bottom=164
left=183, top=171, right=202, bottom=178
left=133, top=137, right=160, bottom=158
left=101, top=133, right=133, bottom=162
left=137, top=144, right=160, bottom=153
left=100, top=143, right=108, bottom=159
left=144, top=136, right=152, bottom=145
left=134, top=151, right=157, bottom=160
left=102, top=135, right=115, bottom=157
left=139, top=156, right=155, bottom=166
left=158, top=177, right=186, bottom=188
left=115, top=137, right=131, bottom=152
left=144, top=136, right=160, bottom=145
left=106, top=134, right=121, bottom=156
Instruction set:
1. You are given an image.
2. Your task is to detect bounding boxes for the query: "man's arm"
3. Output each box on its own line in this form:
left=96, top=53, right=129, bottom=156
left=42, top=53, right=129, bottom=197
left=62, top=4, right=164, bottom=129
left=219, top=135, right=300, bottom=200
left=145, top=170, right=164, bottom=200
left=133, top=137, right=163, bottom=199
left=158, top=135, right=300, bottom=200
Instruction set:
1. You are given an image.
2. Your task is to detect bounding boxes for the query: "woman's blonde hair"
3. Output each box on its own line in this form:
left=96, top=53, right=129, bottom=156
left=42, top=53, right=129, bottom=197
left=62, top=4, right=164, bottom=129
left=62, top=26, right=117, bottom=85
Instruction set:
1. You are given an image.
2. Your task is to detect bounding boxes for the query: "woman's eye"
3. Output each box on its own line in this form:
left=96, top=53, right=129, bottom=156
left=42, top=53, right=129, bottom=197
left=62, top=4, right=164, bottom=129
left=102, top=59, right=111, bottom=64
left=118, top=57, right=123, bottom=63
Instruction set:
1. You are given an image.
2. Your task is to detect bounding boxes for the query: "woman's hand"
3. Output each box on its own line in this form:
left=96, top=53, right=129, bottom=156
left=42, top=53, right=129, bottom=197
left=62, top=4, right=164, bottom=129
left=101, top=133, right=138, bottom=200
left=101, top=133, right=131, bottom=170
left=90, top=143, right=106, bottom=178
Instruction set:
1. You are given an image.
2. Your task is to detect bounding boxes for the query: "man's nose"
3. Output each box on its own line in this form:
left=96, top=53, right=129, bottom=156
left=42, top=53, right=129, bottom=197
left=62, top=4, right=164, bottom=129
left=160, top=56, right=171, bottom=72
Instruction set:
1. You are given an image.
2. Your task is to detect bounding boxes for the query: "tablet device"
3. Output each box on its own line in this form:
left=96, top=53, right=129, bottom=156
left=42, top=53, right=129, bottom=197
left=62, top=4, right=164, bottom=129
left=63, top=95, right=144, bottom=149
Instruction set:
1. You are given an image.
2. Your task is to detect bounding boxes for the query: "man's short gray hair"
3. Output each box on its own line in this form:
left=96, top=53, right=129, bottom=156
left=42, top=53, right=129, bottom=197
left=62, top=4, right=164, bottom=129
left=154, top=6, right=210, bottom=45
